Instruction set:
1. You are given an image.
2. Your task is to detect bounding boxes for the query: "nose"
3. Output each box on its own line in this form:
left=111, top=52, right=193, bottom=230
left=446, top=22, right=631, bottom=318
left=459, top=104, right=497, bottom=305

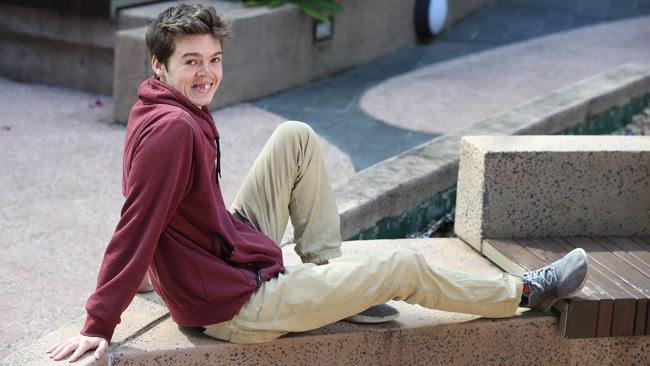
left=197, top=62, right=209, bottom=76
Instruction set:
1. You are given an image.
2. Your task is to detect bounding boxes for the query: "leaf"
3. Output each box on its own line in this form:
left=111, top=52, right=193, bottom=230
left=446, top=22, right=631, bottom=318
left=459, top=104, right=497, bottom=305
left=269, top=0, right=288, bottom=8
left=292, top=0, right=329, bottom=22
left=243, top=0, right=269, bottom=7
left=310, top=0, right=342, bottom=13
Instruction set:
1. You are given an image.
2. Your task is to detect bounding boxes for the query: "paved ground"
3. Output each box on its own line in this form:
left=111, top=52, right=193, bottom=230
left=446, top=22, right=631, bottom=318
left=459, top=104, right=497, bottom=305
left=2, top=0, right=650, bottom=360
left=256, top=0, right=650, bottom=170
left=362, top=15, right=650, bottom=133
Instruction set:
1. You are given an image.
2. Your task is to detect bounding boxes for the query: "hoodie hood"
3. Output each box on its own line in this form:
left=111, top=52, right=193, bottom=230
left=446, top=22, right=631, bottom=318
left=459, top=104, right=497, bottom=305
left=138, top=76, right=219, bottom=141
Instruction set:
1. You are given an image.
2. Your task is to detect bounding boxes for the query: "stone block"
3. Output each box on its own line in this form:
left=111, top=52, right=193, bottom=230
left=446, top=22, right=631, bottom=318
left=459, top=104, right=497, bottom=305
left=455, top=136, right=650, bottom=251
left=113, top=26, right=152, bottom=124
left=336, top=63, right=650, bottom=241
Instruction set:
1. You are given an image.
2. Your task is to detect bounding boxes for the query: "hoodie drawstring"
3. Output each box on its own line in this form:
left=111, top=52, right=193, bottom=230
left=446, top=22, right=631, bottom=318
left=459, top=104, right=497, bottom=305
left=215, top=137, right=222, bottom=183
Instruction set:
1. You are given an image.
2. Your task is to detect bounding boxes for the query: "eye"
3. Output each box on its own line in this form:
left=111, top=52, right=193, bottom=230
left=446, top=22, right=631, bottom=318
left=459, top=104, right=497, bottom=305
left=211, top=56, right=222, bottom=63
left=185, top=59, right=197, bottom=66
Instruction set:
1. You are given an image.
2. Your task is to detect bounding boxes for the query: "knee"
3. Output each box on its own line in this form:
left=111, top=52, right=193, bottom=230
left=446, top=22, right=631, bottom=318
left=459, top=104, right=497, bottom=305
left=274, top=121, right=316, bottom=142
left=385, top=248, right=423, bottom=265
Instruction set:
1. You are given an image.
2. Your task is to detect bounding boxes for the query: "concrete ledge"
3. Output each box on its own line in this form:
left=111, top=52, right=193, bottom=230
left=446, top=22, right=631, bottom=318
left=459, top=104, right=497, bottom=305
left=455, top=136, right=650, bottom=251
left=108, top=312, right=649, bottom=365
left=336, top=63, right=650, bottom=240
left=2, top=237, right=502, bottom=364
left=0, top=296, right=168, bottom=366
left=6, top=239, right=650, bottom=365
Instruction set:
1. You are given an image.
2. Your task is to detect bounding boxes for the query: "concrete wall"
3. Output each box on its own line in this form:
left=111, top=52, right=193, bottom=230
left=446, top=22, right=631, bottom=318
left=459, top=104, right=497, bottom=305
left=0, top=3, right=122, bottom=94
left=455, top=136, right=650, bottom=251
left=0, top=0, right=490, bottom=120
left=113, top=0, right=420, bottom=123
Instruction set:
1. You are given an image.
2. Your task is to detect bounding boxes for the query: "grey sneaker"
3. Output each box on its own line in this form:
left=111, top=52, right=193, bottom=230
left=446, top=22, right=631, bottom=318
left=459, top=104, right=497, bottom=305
left=520, top=248, right=589, bottom=310
left=344, top=304, right=399, bottom=324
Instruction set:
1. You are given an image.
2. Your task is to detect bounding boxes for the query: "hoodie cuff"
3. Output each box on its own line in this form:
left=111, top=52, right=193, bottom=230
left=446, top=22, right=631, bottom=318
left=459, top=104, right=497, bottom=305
left=81, top=313, right=115, bottom=343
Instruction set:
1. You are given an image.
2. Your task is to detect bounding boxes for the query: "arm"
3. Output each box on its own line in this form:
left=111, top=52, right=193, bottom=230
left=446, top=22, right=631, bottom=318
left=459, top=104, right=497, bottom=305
left=48, top=119, right=194, bottom=362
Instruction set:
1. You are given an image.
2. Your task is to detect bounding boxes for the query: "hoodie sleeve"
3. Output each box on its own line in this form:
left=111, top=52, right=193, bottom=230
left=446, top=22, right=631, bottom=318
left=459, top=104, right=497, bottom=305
left=81, top=118, right=194, bottom=342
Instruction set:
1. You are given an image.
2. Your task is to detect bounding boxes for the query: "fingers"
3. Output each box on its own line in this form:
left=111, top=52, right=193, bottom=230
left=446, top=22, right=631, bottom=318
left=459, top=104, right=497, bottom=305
left=47, top=335, right=106, bottom=363
left=50, top=340, right=78, bottom=361
left=46, top=341, right=61, bottom=353
left=48, top=337, right=74, bottom=360
left=94, top=339, right=109, bottom=360
left=67, top=338, right=95, bottom=363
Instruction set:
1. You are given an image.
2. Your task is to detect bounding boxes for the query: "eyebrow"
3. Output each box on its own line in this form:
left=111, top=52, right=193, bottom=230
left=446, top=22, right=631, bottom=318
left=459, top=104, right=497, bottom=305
left=181, top=51, right=223, bottom=58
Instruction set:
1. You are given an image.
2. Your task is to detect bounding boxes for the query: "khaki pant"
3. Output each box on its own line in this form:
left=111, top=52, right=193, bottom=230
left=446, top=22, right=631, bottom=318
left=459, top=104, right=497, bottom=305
left=205, top=121, right=523, bottom=344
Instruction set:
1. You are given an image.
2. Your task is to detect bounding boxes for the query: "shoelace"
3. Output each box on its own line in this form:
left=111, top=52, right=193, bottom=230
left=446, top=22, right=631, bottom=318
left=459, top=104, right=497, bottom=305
left=523, top=267, right=558, bottom=292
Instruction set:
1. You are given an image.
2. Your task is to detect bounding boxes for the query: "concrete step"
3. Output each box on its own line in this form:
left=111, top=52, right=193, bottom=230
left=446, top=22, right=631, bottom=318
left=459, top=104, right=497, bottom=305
left=4, top=238, right=649, bottom=365
left=112, top=0, right=421, bottom=123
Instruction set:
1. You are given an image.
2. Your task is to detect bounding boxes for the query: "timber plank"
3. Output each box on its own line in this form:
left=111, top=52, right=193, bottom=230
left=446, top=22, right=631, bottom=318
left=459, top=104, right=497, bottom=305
left=608, top=237, right=650, bottom=269
left=523, top=238, right=613, bottom=338
left=594, top=237, right=650, bottom=277
left=635, top=299, right=648, bottom=336
left=563, top=238, right=650, bottom=298
left=561, top=237, right=647, bottom=337
left=482, top=239, right=594, bottom=336
left=645, top=306, right=650, bottom=335
left=636, top=237, right=650, bottom=250
left=482, top=237, right=650, bottom=338
left=482, top=238, right=546, bottom=274
left=526, top=237, right=644, bottom=337
left=599, top=237, right=650, bottom=335
left=596, top=300, right=615, bottom=338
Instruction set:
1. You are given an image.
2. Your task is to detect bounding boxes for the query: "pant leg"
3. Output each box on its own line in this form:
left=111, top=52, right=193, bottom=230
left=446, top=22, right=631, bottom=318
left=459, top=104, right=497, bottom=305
left=230, top=121, right=342, bottom=263
left=204, top=248, right=523, bottom=344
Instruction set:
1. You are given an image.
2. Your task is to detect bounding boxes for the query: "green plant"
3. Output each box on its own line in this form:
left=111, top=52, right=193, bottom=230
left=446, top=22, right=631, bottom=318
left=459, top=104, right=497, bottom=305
left=243, top=0, right=342, bottom=22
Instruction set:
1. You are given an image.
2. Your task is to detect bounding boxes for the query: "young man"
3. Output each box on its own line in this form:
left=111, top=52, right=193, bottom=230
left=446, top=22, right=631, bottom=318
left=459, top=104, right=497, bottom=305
left=48, top=4, right=589, bottom=362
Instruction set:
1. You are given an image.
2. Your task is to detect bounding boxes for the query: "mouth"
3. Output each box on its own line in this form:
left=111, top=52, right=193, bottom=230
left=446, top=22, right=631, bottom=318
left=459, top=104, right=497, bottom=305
left=191, top=82, right=214, bottom=94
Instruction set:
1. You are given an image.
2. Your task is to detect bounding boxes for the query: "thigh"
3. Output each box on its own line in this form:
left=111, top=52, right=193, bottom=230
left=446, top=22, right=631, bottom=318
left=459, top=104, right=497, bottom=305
left=230, top=123, right=307, bottom=243
left=206, top=249, right=428, bottom=340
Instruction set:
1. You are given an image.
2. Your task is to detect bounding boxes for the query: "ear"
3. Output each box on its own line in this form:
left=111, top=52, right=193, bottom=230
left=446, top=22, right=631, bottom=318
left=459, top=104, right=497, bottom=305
left=151, top=56, right=166, bottom=80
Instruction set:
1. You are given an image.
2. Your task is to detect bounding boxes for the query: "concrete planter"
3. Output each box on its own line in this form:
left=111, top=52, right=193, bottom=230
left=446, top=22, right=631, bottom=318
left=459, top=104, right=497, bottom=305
left=338, top=63, right=650, bottom=241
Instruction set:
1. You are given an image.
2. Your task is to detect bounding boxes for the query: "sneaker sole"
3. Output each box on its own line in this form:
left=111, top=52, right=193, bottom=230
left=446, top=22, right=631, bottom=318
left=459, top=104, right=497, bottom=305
left=564, top=248, right=590, bottom=299
left=343, top=313, right=400, bottom=324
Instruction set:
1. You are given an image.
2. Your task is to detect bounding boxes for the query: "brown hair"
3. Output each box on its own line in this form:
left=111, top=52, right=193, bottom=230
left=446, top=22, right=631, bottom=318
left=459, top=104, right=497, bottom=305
left=145, top=3, right=232, bottom=67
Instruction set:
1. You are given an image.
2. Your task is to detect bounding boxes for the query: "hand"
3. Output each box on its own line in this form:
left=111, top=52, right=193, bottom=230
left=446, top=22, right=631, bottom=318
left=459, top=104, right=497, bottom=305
left=47, top=333, right=109, bottom=362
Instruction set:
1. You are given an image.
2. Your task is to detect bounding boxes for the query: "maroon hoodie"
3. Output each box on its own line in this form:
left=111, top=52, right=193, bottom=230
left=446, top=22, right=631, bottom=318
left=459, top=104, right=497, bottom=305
left=81, top=77, right=284, bottom=341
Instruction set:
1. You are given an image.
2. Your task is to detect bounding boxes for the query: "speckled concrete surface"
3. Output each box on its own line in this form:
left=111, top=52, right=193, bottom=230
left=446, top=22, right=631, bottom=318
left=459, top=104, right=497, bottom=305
left=360, top=15, right=650, bottom=134
left=336, top=63, right=650, bottom=241
left=108, top=312, right=650, bottom=365
left=0, top=76, right=354, bottom=360
left=102, top=236, right=650, bottom=366
left=455, top=136, right=650, bottom=249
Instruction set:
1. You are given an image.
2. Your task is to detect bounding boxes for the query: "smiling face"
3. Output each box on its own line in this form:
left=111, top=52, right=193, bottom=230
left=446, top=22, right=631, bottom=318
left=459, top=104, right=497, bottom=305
left=152, top=33, right=223, bottom=109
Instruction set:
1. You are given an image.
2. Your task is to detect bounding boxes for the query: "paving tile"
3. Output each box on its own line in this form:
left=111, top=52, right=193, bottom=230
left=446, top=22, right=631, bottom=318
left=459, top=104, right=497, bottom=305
left=577, top=0, right=611, bottom=17
left=297, top=109, right=437, bottom=170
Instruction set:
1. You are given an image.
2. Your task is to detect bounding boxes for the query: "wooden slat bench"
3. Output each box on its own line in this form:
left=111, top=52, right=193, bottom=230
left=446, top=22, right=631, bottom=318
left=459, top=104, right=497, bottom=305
left=483, top=237, right=650, bottom=338
left=455, top=136, right=650, bottom=338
